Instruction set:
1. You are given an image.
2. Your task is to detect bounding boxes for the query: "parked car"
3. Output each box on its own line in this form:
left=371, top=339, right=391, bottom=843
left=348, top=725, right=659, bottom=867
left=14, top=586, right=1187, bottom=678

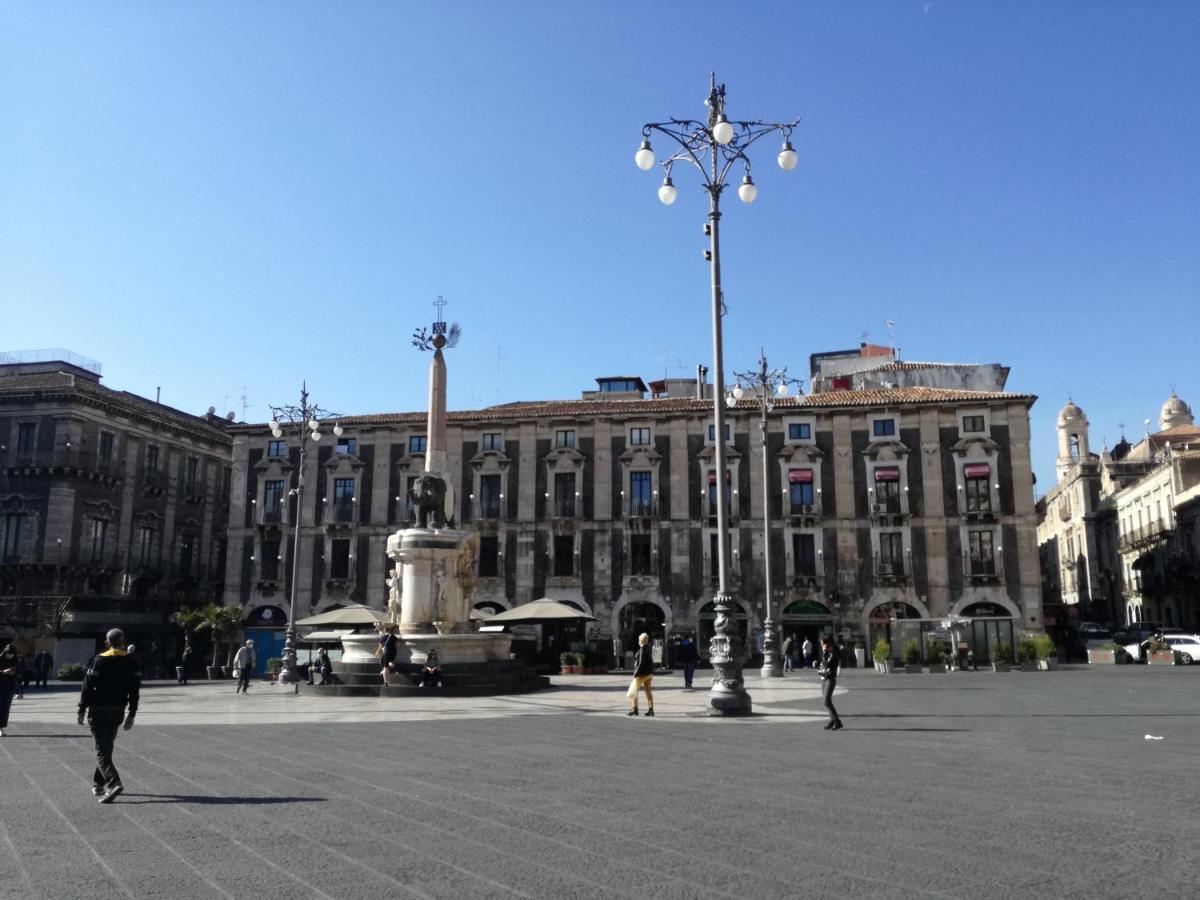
left=1124, top=633, right=1196, bottom=663
left=1079, top=626, right=1113, bottom=650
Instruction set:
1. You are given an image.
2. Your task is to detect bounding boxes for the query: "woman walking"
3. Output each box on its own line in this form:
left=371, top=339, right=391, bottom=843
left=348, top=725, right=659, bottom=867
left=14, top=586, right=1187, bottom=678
left=376, top=623, right=398, bottom=687
left=626, top=633, right=655, bottom=717
left=818, top=636, right=843, bottom=730
left=0, top=644, right=21, bottom=737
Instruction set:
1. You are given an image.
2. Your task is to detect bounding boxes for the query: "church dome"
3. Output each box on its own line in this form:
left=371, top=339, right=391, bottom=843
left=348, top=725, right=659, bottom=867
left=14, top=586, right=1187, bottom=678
left=1057, top=400, right=1086, bottom=428
left=1111, top=436, right=1132, bottom=461
left=1160, top=391, right=1194, bottom=430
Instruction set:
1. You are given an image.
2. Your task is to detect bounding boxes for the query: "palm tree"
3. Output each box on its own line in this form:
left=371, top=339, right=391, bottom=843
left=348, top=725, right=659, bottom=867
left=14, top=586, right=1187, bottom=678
left=169, top=606, right=204, bottom=641
left=197, top=603, right=244, bottom=672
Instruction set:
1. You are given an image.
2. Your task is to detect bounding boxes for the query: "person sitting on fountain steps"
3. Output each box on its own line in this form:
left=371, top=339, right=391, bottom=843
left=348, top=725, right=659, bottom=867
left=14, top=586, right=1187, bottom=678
left=626, top=632, right=655, bottom=717
left=419, top=649, right=442, bottom=688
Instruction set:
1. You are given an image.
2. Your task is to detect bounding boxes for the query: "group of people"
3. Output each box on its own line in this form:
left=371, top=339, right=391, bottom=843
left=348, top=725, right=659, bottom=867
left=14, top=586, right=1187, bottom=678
left=780, top=635, right=817, bottom=671
left=376, top=622, right=442, bottom=688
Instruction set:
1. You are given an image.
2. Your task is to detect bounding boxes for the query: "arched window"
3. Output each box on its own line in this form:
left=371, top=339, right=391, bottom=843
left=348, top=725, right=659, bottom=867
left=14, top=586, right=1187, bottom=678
left=1069, top=434, right=1080, bottom=460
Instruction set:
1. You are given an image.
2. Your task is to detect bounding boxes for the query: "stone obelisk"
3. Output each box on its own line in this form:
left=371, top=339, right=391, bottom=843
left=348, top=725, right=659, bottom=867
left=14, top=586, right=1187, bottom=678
left=425, top=342, right=448, bottom=477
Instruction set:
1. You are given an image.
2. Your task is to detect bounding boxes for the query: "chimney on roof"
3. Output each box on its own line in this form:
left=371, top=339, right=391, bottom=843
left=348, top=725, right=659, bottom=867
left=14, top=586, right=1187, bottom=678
left=696, top=364, right=708, bottom=400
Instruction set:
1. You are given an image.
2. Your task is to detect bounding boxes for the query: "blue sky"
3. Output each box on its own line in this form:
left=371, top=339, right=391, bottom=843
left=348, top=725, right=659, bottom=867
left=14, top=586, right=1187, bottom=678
left=2, top=2, right=1197, bottom=492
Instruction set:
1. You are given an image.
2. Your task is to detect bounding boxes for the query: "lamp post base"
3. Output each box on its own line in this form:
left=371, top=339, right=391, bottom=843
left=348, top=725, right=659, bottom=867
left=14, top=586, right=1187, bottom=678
left=707, top=603, right=752, bottom=716
left=706, top=684, right=753, bottom=716
left=760, top=616, right=783, bottom=678
left=277, top=627, right=301, bottom=684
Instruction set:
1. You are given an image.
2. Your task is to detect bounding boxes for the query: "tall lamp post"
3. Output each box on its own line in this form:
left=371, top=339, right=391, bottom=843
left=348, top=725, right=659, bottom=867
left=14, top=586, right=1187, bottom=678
left=728, top=352, right=803, bottom=678
left=268, top=383, right=339, bottom=685
left=636, top=75, right=800, bottom=715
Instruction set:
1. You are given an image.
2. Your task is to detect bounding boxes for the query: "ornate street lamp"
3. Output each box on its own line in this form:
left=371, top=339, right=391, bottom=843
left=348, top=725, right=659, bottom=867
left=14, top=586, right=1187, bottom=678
left=267, top=382, right=339, bottom=685
left=636, top=75, right=800, bottom=715
left=728, top=352, right=804, bottom=678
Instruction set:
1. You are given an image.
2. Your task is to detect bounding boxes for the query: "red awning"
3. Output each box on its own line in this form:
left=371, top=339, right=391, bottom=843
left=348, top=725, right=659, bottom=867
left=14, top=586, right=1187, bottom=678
left=874, top=466, right=900, bottom=482
left=788, top=469, right=813, bottom=484
left=963, top=463, right=991, bottom=478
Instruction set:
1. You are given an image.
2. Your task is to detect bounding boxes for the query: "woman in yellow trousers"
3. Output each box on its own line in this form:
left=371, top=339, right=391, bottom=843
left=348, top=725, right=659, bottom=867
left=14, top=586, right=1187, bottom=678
left=626, top=632, right=655, bottom=717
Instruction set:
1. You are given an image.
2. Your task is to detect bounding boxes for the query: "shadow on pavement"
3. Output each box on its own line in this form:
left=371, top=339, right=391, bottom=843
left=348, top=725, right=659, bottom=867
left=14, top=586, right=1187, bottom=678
left=120, top=793, right=327, bottom=806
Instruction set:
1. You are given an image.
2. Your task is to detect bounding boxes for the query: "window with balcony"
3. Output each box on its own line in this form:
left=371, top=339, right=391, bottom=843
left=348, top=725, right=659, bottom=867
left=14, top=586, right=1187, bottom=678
left=553, top=535, right=574, bottom=576
left=403, top=475, right=418, bottom=521
left=709, top=533, right=720, bottom=577
left=138, top=527, right=155, bottom=567
left=964, top=464, right=991, bottom=512
left=184, top=457, right=199, bottom=493
left=145, top=445, right=160, bottom=474
left=267, top=439, right=287, bottom=458
left=554, top=472, right=576, bottom=517
left=479, top=535, right=500, bottom=577
left=481, top=432, right=503, bottom=451
left=968, top=530, right=995, bottom=576
left=3, top=514, right=22, bottom=561
left=793, top=533, right=817, bottom=576
left=479, top=474, right=502, bottom=519
left=99, top=432, right=114, bottom=463
left=330, top=539, right=351, bottom=579
left=630, top=427, right=651, bottom=446
left=261, top=538, right=280, bottom=581
left=335, top=437, right=357, bottom=456
left=16, top=422, right=36, bottom=454
left=90, top=519, right=107, bottom=563
left=408, top=435, right=427, bottom=454
left=555, top=429, right=576, bottom=449
left=630, top=535, right=652, bottom=575
left=878, top=532, right=903, bottom=576
left=873, top=469, right=901, bottom=513
left=788, top=469, right=814, bottom=513
left=707, top=471, right=732, bottom=516
left=334, top=478, right=355, bottom=522
left=788, top=423, right=811, bottom=441
left=873, top=419, right=896, bottom=438
left=629, top=471, right=652, bottom=516
left=179, top=532, right=195, bottom=577
left=264, top=480, right=285, bottom=522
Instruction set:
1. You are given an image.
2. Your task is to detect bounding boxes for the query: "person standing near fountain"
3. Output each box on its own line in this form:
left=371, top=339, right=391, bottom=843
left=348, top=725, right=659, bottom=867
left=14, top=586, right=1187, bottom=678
left=626, top=633, right=655, bottom=717
left=377, top=623, right=398, bottom=686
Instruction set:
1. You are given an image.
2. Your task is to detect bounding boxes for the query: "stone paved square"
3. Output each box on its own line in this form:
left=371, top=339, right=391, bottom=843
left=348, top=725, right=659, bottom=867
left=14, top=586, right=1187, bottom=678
left=1, top=668, right=1198, bottom=899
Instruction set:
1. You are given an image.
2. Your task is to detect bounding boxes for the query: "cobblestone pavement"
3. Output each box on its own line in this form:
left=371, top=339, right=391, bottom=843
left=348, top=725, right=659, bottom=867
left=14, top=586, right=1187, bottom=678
left=0, top=666, right=1197, bottom=900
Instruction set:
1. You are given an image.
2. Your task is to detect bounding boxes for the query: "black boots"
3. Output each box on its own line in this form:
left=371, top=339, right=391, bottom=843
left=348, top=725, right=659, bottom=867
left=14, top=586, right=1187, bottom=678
left=627, top=707, right=639, bottom=716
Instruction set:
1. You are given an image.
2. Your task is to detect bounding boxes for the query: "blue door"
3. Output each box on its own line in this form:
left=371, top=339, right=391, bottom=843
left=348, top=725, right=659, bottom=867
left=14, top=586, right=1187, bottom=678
left=244, top=629, right=286, bottom=676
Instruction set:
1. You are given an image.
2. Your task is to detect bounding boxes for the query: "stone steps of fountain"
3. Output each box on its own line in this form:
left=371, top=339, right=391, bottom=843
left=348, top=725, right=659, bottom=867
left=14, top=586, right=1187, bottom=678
left=301, top=674, right=549, bottom=698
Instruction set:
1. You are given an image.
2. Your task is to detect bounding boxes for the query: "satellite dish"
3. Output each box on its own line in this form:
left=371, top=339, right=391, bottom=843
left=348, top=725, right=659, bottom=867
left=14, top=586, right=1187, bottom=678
left=225, top=411, right=236, bottom=421
left=207, top=405, right=217, bottom=415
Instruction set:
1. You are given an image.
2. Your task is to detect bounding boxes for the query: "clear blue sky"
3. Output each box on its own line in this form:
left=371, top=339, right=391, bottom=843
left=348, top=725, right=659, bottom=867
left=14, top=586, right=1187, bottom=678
left=2, top=2, right=1197, bottom=492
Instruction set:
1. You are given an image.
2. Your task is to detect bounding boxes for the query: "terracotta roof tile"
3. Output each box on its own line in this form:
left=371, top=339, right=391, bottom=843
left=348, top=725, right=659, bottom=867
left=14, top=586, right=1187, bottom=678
left=233, top=386, right=1035, bottom=431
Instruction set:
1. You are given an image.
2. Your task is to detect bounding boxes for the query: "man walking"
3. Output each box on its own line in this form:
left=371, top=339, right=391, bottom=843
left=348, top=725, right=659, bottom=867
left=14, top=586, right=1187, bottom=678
left=233, top=640, right=256, bottom=694
left=33, top=648, right=54, bottom=687
left=781, top=635, right=794, bottom=673
left=802, top=636, right=814, bottom=669
left=677, top=633, right=699, bottom=689
left=78, top=628, right=141, bottom=803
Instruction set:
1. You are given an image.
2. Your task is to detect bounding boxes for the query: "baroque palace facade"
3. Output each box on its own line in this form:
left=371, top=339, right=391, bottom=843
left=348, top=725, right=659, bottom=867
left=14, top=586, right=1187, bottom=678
left=0, top=352, right=233, bottom=671
left=227, top=346, right=1042, bottom=662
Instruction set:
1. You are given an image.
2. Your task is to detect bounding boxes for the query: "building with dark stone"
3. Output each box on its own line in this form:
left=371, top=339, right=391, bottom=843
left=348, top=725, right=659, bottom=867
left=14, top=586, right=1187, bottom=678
left=0, top=351, right=233, bottom=671
left=228, top=346, right=1041, bottom=665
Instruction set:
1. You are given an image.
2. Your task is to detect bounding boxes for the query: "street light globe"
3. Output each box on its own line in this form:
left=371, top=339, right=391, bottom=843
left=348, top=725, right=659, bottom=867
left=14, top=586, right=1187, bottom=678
left=268, top=419, right=279, bottom=432
left=271, top=428, right=283, bottom=439
left=634, top=140, right=655, bottom=170
left=776, top=383, right=790, bottom=396
left=738, top=175, right=757, bottom=204
left=310, top=431, right=322, bottom=442
left=712, top=116, right=734, bottom=145
left=657, top=177, right=677, bottom=206
left=308, top=418, right=319, bottom=431
left=732, top=385, right=745, bottom=400
left=332, top=423, right=343, bottom=437
left=725, top=393, right=737, bottom=407
left=777, top=141, right=798, bottom=171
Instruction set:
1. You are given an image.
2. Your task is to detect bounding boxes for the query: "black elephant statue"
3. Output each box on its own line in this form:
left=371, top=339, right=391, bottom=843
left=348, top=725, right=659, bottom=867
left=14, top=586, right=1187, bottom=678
left=409, top=473, right=448, bottom=529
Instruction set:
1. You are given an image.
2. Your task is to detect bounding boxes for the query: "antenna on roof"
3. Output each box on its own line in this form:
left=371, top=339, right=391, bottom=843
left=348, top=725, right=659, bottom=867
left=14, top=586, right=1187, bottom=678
left=496, top=345, right=506, bottom=402
left=886, top=319, right=895, bottom=358
left=240, top=387, right=250, bottom=421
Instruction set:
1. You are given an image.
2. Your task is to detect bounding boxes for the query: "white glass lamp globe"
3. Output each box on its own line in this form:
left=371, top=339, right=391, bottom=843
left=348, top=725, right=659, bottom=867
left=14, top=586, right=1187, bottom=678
left=725, top=394, right=737, bottom=407
left=271, top=428, right=282, bottom=439
left=309, top=430, right=321, bottom=442
left=634, top=140, right=655, bottom=171
left=732, top=385, right=745, bottom=400
left=776, top=383, right=790, bottom=396
left=712, top=116, right=734, bottom=145
left=738, top=175, right=757, bottom=204
left=777, top=141, right=798, bottom=171
left=657, top=177, right=677, bottom=206
left=307, top=418, right=318, bottom=431
left=333, top=423, right=343, bottom=437
left=268, top=419, right=279, bottom=432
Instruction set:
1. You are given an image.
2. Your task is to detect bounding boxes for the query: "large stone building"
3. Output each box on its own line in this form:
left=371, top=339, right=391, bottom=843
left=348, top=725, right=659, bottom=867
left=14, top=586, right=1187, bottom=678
left=1037, top=392, right=1200, bottom=632
left=227, top=345, right=1042, bottom=664
left=0, top=351, right=233, bottom=670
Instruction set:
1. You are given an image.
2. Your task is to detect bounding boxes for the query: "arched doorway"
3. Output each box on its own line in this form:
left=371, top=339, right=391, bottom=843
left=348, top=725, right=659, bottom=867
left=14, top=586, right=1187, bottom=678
left=961, top=602, right=1016, bottom=662
left=698, top=601, right=749, bottom=659
left=780, top=599, right=833, bottom=663
left=244, top=605, right=287, bottom=676
left=619, top=601, right=665, bottom=655
left=866, top=600, right=923, bottom=662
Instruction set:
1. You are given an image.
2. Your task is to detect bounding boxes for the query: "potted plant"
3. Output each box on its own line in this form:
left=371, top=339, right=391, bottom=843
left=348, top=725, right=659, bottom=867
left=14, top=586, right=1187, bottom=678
left=57, top=663, right=87, bottom=681
left=1033, top=634, right=1058, bottom=670
left=927, top=641, right=947, bottom=673
left=582, top=647, right=606, bottom=674
left=1146, top=637, right=1176, bottom=666
left=872, top=638, right=892, bottom=674
left=1087, top=641, right=1122, bottom=665
left=1017, top=637, right=1039, bottom=672
left=902, top=638, right=923, bottom=673
left=990, top=640, right=1014, bottom=672
left=198, top=602, right=244, bottom=679
left=169, top=606, right=204, bottom=682
left=559, top=651, right=581, bottom=674
left=265, top=657, right=283, bottom=682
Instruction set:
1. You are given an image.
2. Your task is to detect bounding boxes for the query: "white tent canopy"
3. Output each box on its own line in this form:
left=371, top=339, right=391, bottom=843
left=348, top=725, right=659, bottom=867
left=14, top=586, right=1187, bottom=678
left=485, top=599, right=597, bottom=624
left=294, top=604, right=387, bottom=627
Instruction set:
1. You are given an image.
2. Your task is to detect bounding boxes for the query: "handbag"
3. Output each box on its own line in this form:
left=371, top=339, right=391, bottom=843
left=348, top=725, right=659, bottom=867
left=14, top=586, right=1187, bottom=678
left=232, top=668, right=241, bottom=679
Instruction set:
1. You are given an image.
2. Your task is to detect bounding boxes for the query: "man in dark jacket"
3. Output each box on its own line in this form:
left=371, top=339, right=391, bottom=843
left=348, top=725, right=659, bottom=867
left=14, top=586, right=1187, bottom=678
left=676, top=634, right=700, bottom=689
left=33, top=649, right=54, bottom=687
left=78, top=628, right=141, bottom=803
